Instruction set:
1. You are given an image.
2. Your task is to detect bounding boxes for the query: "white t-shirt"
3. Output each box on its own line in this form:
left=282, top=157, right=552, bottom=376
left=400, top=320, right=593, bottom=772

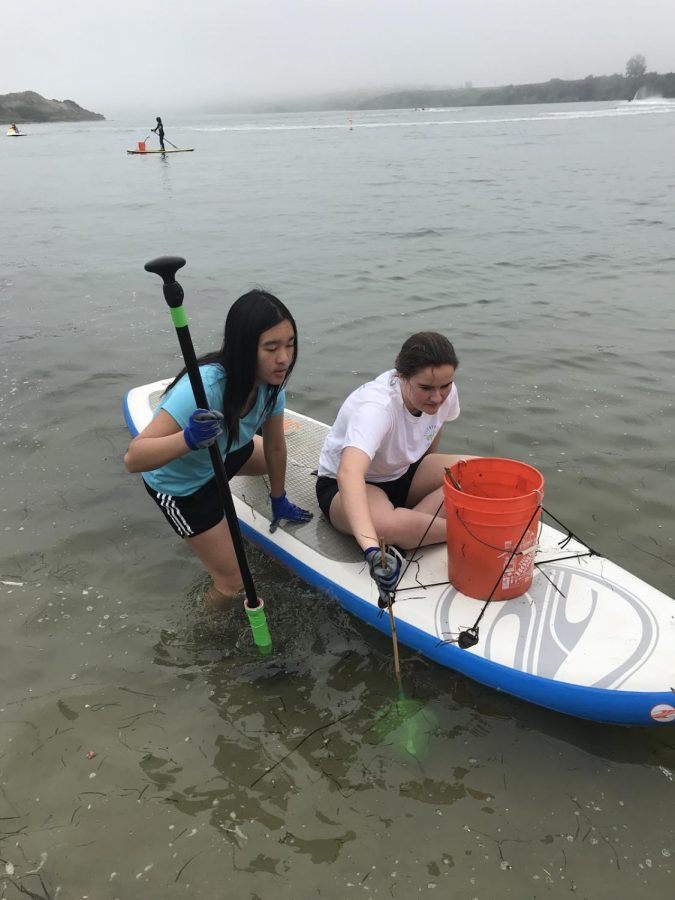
left=318, top=369, right=460, bottom=482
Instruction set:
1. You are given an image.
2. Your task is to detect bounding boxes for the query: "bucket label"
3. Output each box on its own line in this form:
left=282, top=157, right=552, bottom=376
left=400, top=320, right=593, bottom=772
left=499, top=533, right=537, bottom=592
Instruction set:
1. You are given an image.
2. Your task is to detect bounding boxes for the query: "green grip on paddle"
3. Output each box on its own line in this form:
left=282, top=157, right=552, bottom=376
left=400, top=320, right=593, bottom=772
left=245, top=600, right=273, bottom=655
left=170, top=306, right=188, bottom=328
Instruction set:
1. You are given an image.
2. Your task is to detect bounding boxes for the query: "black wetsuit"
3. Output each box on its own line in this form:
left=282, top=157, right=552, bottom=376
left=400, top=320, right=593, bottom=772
left=152, top=119, right=165, bottom=151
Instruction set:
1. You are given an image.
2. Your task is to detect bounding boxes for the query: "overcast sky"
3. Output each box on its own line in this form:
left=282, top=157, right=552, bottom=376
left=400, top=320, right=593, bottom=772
left=2, top=0, right=674, bottom=115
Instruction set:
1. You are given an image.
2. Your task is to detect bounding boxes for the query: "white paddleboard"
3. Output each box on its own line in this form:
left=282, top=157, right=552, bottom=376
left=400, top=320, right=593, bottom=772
left=123, top=379, right=675, bottom=727
left=126, top=148, right=194, bottom=154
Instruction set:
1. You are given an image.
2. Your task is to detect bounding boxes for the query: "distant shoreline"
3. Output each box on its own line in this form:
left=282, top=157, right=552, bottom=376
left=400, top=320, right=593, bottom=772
left=0, top=90, right=104, bottom=123
left=5, top=70, right=675, bottom=121
left=225, top=70, right=675, bottom=114
left=353, top=71, right=675, bottom=112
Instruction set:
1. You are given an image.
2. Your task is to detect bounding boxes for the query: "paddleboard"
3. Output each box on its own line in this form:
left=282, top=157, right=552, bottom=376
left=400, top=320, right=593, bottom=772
left=123, top=379, right=675, bottom=727
left=6, top=130, right=26, bottom=137
left=127, top=148, right=194, bottom=154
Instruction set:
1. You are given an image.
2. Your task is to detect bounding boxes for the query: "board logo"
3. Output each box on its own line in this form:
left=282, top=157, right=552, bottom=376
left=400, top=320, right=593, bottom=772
left=448, top=564, right=660, bottom=690
left=650, top=703, right=675, bottom=723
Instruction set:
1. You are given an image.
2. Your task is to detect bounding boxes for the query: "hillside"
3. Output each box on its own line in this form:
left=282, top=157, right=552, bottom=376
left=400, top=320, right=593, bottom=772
left=251, top=70, right=675, bottom=113
left=356, top=72, right=675, bottom=110
left=0, top=91, right=104, bottom=123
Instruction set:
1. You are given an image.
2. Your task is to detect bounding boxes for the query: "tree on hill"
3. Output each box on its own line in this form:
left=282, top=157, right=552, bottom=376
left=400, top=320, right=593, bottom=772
left=626, top=54, right=647, bottom=78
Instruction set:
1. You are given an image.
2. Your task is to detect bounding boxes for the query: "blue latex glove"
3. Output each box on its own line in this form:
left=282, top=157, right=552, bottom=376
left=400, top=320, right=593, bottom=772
left=183, top=409, right=224, bottom=451
left=269, top=492, right=313, bottom=533
left=364, top=545, right=401, bottom=596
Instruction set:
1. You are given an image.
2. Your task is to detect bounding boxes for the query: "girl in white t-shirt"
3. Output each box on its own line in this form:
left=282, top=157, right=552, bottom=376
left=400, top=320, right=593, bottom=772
left=316, top=332, right=472, bottom=575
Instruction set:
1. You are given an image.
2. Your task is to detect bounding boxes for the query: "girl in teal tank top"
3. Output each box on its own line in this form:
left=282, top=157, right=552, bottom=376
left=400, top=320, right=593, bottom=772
left=124, top=289, right=312, bottom=607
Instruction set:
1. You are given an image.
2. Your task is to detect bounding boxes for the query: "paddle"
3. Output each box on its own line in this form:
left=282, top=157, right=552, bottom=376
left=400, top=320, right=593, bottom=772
left=379, top=538, right=402, bottom=678
left=144, top=255, right=272, bottom=654
left=163, top=137, right=181, bottom=150
left=370, top=539, right=433, bottom=756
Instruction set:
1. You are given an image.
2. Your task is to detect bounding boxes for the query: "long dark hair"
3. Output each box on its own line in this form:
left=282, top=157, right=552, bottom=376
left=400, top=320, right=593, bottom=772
left=394, top=331, right=458, bottom=378
left=166, top=289, right=297, bottom=450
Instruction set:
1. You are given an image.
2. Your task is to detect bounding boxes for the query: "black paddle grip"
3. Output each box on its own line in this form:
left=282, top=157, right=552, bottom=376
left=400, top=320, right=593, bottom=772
left=144, top=256, right=186, bottom=308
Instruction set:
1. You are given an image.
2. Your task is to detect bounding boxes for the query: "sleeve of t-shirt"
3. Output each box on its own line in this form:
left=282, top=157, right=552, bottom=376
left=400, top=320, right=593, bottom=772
left=158, top=374, right=199, bottom=429
left=158, top=366, right=224, bottom=429
left=443, top=385, right=461, bottom=422
left=342, top=401, right=394, bottom=461
left=271, top=387, right=285, bottom=416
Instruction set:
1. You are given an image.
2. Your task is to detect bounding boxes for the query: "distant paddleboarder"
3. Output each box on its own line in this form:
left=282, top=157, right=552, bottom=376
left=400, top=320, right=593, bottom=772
left=9, top=123, right=20, bottom=134
left=151, top=116, right=166, bottom=151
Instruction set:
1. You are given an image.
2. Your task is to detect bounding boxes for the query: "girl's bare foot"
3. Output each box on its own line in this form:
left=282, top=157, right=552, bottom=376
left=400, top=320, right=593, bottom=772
left=204, top=583, right=244, bottom=610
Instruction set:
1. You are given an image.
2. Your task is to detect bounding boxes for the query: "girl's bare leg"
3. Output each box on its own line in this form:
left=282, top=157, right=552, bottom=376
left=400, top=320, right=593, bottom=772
left=407, top=453, right=477, bottom=515
left=235, top=434, right=267, bottom=476
left=328, top=484, right=447, bottom=549
left=328, top=454, right=478, bottom=549
left=186, top=519, right=244, bottom=607
left=188, top=435, right=269, bottom=607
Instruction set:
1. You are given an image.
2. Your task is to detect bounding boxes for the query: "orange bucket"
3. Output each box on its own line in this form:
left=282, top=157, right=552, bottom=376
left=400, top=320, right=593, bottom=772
left=137, top=141, right=146, bottom=151
left=443, top=458, right=544, bottom=600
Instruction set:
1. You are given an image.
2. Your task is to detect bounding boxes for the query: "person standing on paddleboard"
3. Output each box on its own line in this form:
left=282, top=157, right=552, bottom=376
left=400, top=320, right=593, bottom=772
left=151, top=116, right=165, bottom=151
left=124, top=290, right=312, bottom=607
left=316, top=332, right=474, bottom=589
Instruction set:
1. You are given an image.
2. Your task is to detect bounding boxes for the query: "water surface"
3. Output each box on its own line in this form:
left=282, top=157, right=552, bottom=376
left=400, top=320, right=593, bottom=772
left=1, top=100, right=674, bottom=898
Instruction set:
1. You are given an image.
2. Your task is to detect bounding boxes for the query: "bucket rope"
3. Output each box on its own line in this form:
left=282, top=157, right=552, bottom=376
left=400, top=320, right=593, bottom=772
left=451, top=503, right=543, bottom=649
left=395, top=506, right=599, bottom=598
left=393, top=498, right=446, bottom=595
left=539, top=505, right=600, bottom=558
left=453, top=507, right=539, bottom=555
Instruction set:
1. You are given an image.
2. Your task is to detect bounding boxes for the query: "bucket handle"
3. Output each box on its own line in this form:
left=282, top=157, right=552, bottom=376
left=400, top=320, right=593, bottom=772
left=445, top=459, right=469, bottom=492
left=454, top=506, right=542, bottom=555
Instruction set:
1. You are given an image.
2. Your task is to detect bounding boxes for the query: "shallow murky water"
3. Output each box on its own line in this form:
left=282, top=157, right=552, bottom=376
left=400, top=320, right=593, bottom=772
left=2, top=102, right=674, bottom=898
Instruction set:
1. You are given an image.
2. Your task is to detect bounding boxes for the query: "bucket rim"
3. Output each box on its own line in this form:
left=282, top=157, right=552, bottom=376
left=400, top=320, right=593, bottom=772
left=444, top=456, right=544, bottom=501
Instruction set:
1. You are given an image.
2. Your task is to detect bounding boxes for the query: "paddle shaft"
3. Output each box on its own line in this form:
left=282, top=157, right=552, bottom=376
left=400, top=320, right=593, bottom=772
left=387, top=600, right=401, bottom=678
left=175, top=324, right=260, bottom=600
left=379, top=538, right=401, bottom=678
left=146, top=257, right=261, bottom=610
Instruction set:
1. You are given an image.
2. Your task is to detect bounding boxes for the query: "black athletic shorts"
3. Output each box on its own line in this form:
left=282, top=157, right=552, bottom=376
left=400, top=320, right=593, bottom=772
left=315, top=458, right=423, bottom=521
left=144, top=440, right=254, bottom=538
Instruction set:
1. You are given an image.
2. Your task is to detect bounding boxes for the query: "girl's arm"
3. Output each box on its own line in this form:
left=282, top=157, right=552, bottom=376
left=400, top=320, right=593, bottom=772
left=336, top=446, right=378, bottom=552
left=124, top=409, right=191, bottom=473
left=261, top=412, right=287, bottom=497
